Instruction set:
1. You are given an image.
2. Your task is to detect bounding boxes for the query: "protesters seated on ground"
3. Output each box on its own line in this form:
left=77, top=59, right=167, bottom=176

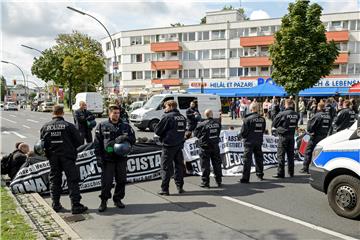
left=21, top=151, right=47, bottom=168
left=9, top=143, right=30, bottom=180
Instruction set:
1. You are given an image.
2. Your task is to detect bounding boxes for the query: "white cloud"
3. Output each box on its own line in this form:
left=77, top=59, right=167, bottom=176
left=319, top=0, right=359, bottom=14
left=249, top=9, right=271, bottom=20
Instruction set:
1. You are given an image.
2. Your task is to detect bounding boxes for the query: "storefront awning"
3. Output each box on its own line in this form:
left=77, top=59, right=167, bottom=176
left=298, top=87, right=350, bottom=96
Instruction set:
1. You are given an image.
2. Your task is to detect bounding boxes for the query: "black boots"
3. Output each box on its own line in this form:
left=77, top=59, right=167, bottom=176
left=158, top=190, right=170, bottom=196
left=114, top=200, right=125, bottom=209
left=71, top=203, right=88, bottom=214
left=98, top=200, right=107, bottom=212
left=177, top=186, right=185, bottom=194
left=52, top=201, right=63, bottom=212
left=299, top=168, right=310, bottom=174
left=200, top=182, right=210, bottom=188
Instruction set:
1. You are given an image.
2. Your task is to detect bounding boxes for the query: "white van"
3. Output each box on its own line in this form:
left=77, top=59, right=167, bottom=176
left=310, top=120, right=360, bottom=219
left=72, top=92, right=103, bottom=116
left=130, top=93, right=221, bottom=131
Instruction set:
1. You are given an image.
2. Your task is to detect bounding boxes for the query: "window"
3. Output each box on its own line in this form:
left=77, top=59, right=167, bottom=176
left=198, top=50, right=209, bottom=60
left=144, top=35, right=151, bottom=44
left=132, top=71, right=143, bottom=80
left=182, top=51, right=196, bottom=61
left=183, top=69, right=196, bottom=78
left=144, top=53, right=152, bottom=62
left=229, top=29, right=239, bottom=39
left=340, top=64, right=347, bottom=74
left=355, top=64, right=360, bottom=74
left=178, top=97, right=197, bottom=110
left=348, top=41, right=355, bottom=53
left=212, top=49, right=226, bottom=59
left=198, top=31, right=209, bottom=41
left=229, top=49, right=239, bottom=58
left=211, top=30, right=225, bottom=40
left=117, top=38, right=121, bottom=47
left=249, top=27, right=258, bottom=35
left=131, top=54, right=143, bottom=63
left=106, top=42, right=111, bottom=51
left=260, top=46, right=269, bottom=56
left=343, top=21, right=348, bottom=29
left=212, top=68, right=225, bottom=78
left=112, top=40, right=116, bottom=48
left=117, top=55, right=121, bottom=64
left=357, top=20, right=360, bottom=30
left=145, top=71, right=152, bottom=79
left=182, top=32, right=196, bottom=42
left=331, top=21, right=342, bottom=28
left=170, top=52, right=178, bottom=57
left=108, top=73, right=112, bottom=82
left=198, top=69, right=210, bottom=78
left=130, top=36, right=142, bottom=45
left=189, top=32, right=195, bottom=41
left=348, top=64, right=355, bottom=75
left=230, top=68, right=238, bottom=77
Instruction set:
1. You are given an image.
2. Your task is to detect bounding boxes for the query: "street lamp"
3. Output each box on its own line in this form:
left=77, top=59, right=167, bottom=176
left=1, top=60, right=28, bottom=104
left=20, top=44, right=43, bottom=54
left=66, top=6, right=118, bottom=80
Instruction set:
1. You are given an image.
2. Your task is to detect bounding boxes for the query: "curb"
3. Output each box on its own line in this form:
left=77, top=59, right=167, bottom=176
left=5, top=187, right=45, bottom=240
left=31, top=193, right=82, bottom=240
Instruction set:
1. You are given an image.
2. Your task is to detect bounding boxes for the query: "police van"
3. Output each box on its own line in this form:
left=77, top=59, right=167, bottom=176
left=130, top=93, right=221, bottom=131
left=310, top=120, right=360, bottom=219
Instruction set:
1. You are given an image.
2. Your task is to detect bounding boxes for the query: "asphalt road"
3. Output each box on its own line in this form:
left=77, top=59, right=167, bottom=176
left=1, top=109, right=359, bottom=240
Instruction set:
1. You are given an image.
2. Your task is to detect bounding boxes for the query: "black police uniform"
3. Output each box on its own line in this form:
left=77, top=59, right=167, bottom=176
left=334, top=108, right=357, bottom=132
left=272, top=108, right=299, bottom=177
left=40, top=117, right=83, bottom=207
left=324, top=104, right=336, bottom=135
left=186, top=107, right=201, bottom=132
left=94, top=119, right=136, bottom=203
left=194, top=118, right=222, bottom=186
left=74, top=109, right=95, bottom=144
left=302, top=110, right=331, bottom=171
left=155, top=109, right=187, bottom=193
left=239, top=112, right=266, bottom=182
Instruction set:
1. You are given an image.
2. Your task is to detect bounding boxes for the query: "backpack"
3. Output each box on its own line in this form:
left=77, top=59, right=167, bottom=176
left=1, top=152, right=13, bottom=175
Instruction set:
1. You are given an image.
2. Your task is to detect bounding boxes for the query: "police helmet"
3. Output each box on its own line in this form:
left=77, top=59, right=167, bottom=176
left=195, top=113, right=202, bottom=121
left=87, top=119, right=97, bottom=129
left=34, top=139, right=45, bottom=156
left=113, top=141, right=131, bottom=157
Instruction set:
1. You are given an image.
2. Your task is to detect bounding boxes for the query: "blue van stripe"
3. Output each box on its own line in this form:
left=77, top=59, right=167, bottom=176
left=314, top=151, right=359, bottom=167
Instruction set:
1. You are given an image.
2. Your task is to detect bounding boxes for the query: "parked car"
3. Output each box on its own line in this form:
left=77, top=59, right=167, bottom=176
left=4, top=102, right=18, bottom=111
left=38, top=102, right=54, bottom=112
left=128, top=101, right=145, bottom=113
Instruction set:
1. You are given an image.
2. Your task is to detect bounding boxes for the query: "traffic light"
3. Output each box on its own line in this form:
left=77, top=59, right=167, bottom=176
left=13, top=79, right=17, bottom=85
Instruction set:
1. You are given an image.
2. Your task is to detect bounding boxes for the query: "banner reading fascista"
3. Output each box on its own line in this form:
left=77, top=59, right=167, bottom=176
left=10, top=130, right=283, bottom=194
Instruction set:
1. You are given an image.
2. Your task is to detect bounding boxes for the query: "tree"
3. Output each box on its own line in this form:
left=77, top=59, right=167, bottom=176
left=29, top=92, right=37, bottom=101
left=0, top=76, right=7, bottom=101
left=200, top=16, right=206, bottom=24
left=269, top=0, right=339, bottom=96
left=32, top=31, right=106, bottom=109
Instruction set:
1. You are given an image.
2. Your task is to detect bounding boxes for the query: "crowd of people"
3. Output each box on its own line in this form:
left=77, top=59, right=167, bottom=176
left=2, top=95, right=358, bottom=216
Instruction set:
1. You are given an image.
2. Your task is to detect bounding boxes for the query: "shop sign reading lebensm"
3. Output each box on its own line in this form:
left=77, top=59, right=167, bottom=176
left=314, top=78, right=360, bottom=88
left=189, top=79, right=258, bottom=89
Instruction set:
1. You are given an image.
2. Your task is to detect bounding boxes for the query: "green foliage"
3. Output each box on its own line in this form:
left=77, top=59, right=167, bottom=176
left=170, top=22, right=184, bottom=27
left=1, top=187, right=37, bottom=240
left=29, top=92, right=37, bottom=100
left=1, top=76, right=7, bottom=101
left=269, top=0, right=339, bottom=95
left=200, top=16, right=206, bottom=24
left=31, top=31, right=106, bottom=95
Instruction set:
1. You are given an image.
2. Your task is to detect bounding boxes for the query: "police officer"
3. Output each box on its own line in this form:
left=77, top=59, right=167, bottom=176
left=239, top=103, right=266, bottom=183
left=272, top=99, right=299, bottom=178
left=300, top=102, right=331, bottom=173
left=40, top=105, right=88, bottom=214
left=186, top=101, right=201, bottom=134
left=194, top=109, right=222, bottom=188
left=94, top=105, right=136, bottom=212
left=325, top=98, right=336, bottom=135
left=155, top=100, right=187, bottom=195
left=334, top=100, right=357, bottom=132
left=73, top=101, right=95, bottom=144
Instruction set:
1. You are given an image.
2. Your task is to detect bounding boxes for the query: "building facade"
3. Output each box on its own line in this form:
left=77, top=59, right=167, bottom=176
left=101, top=10, right=360, bottom=97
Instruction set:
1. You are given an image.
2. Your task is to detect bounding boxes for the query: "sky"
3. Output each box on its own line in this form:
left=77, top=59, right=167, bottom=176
left=1, top=0, right=359, bottom=88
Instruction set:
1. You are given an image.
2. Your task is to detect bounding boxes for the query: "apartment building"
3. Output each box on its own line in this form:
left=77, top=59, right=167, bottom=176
left=101, top=10, right=360, bottom=97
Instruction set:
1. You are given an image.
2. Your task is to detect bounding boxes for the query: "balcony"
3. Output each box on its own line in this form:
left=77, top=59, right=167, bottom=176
left=240, top=30, right=349, bottom=47
left=240, top=56, right=271, bottom=67
left=326, top=30, right=349, bottom=42
left=150, top=42, right=182, bottom=52
left=151, top=78, right=181, bottom=86
left=240, top=36, right=274, bottom=47
left=151, top=60, right=182, bottom=70
left=334, top=53, right=349, bottom=64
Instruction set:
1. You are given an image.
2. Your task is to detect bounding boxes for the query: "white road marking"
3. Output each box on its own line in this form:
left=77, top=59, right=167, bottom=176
left=40, top=118, right=48, bottom=120
left=222, top=196, right=357, bottom=240
left=22, top=125, right=31, bottom=129
left=1, top=117, right=16, bottom=123
left=10, top=114, right=16, bottom=117
left=11, top=131, right=27, bottom=139
left=26, top=119, right=39, bottom=123
left=2, top=131, right=10, bottom=134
